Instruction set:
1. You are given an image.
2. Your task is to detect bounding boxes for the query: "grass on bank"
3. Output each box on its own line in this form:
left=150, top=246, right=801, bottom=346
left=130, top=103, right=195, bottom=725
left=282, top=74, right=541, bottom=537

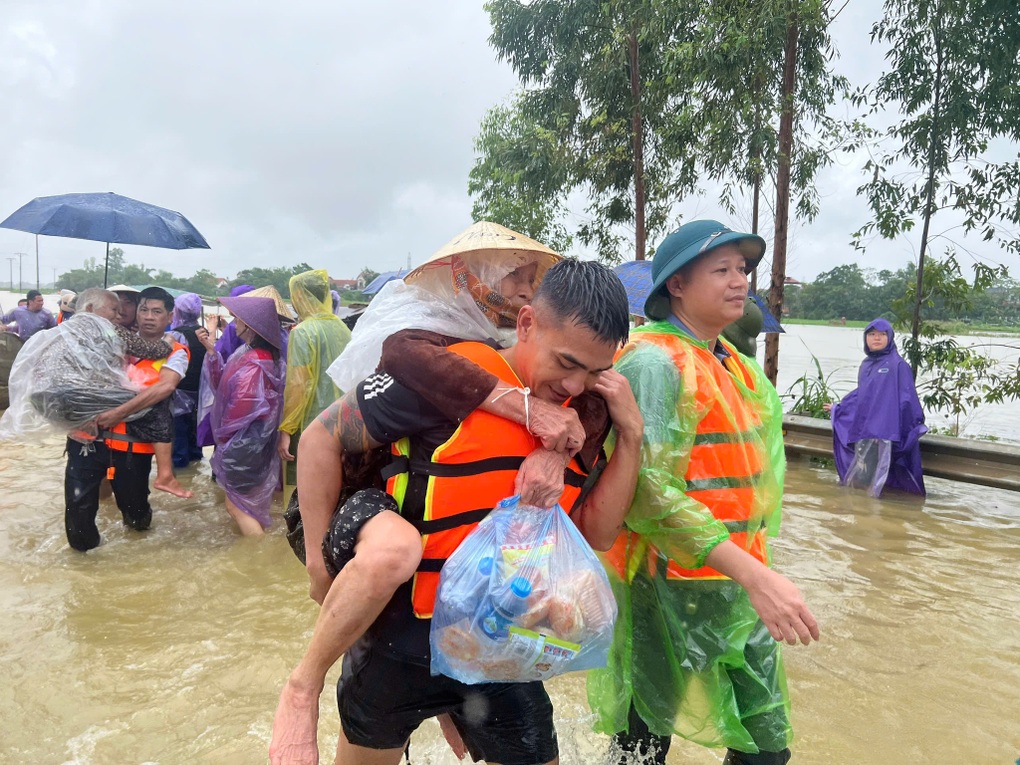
left=783, top=317, right=1020, bottom=335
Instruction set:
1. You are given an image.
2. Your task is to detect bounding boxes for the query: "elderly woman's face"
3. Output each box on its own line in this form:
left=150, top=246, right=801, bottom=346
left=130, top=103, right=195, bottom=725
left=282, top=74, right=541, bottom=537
left=498, top=262, right=540, bottom=309
left=666, top=244, right=749, bottom=333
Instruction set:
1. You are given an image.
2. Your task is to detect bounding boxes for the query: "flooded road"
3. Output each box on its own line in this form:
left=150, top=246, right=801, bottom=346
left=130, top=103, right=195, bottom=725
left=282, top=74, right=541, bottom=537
left=1, top=434, right=1017, bottom=765
left=1, top=323, right=1019, bottom=764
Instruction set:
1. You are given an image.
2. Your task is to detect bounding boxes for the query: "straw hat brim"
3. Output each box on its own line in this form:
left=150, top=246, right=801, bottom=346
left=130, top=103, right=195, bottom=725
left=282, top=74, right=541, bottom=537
left=236, top=285, right=294, bottom=320
left=404, top=221, right=560, bottom=284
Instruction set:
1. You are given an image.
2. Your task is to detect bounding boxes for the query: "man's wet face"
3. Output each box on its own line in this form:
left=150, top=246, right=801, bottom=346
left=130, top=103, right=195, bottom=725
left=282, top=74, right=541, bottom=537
left=516, top=303, right=618, bottom=404
left=136, top=299, right=169, bottom=338
left=28, top=295, right=44, bottom=312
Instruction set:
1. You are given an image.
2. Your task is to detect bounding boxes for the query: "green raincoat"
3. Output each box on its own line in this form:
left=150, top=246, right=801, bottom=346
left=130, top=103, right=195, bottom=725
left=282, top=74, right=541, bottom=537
left=588, top=320, right=791, bottom=754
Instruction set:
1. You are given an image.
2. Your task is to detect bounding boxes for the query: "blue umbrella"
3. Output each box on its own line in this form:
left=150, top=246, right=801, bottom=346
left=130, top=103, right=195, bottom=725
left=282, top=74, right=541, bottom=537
left=612, top=259, right=784, bottom=332
left=0, top=191, right=211, bottom=287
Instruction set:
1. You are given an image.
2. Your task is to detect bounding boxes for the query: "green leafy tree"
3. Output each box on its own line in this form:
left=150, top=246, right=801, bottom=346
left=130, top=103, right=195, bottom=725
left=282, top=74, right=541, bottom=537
left=850, top=0, right=1020, bottom=367
left=476, top=0, right=703, bottom=261
left=232, top=263, right=313, bottom=299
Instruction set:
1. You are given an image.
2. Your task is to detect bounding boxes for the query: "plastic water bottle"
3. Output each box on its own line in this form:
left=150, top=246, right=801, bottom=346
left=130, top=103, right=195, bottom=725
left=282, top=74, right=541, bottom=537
left=479, top=576, right=532, bottom=641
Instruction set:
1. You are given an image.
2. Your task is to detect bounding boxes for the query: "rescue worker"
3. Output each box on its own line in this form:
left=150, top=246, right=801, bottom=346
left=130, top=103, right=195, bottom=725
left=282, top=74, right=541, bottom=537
left=588, top=220, right=820, bottom=765
left=65, top=287, right=189, bottom=550
left=269, top=259, right=644, bottom=765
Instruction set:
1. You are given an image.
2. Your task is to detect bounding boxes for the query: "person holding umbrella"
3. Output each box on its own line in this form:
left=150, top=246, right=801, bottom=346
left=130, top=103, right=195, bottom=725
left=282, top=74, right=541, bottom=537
left=196, top=296, right=285, bottom=535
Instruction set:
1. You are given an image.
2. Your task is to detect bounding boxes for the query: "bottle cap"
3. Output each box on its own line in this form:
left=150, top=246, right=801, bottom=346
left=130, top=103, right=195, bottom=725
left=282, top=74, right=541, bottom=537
left=478, top=556, right=494, bottom=576
left=509, top=576, right=532, bottom=598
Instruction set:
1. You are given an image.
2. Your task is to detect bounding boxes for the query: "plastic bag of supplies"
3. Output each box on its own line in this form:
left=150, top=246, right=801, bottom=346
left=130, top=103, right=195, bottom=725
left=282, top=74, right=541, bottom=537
left=430, top=495, right=617, bottom=684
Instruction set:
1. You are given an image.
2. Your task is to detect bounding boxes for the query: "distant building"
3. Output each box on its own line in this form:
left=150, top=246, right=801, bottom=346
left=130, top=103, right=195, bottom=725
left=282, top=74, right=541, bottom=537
left=330, top=277, right=366, bottom=292
left=216, top=276, right=230, bottom=289
left=784, top=276, right=803, bottom=286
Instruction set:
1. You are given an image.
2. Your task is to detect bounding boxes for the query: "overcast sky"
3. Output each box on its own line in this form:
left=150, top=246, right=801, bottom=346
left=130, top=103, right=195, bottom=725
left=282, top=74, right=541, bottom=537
left=0, top=0, right=1010, bottom=288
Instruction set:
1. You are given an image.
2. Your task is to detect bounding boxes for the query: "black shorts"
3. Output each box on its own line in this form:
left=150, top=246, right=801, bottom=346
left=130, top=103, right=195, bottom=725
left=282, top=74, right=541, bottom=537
left=322, top=488, right=398, bottom=578
left=338, top=640, right=558, bottom=764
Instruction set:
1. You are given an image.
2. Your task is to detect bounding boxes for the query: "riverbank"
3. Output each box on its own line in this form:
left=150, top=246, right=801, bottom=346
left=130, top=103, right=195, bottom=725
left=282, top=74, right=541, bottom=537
left=783, top=316, right=1020, bottom=335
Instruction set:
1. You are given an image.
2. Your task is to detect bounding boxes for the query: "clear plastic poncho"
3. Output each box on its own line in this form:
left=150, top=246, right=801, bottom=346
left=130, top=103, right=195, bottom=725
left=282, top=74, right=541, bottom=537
left=326, top=252, right=534, bottom=394
left=202, top=345, right=286, bottom=528
left=280, top=270, right=352, bottom=434
left=431, top=496, right=617, bottom=684
left=0, top=313, right=143, bottom=441
left=587, top=321, right=792, bottom=754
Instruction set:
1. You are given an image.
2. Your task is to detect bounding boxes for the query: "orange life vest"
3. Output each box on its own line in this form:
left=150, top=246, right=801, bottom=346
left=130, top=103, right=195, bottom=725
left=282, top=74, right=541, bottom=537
left=606, top=331, right=769, bottom=582
left=384, top=341, right=588, bottom=618
left=105, top=341, right=189, bottom=454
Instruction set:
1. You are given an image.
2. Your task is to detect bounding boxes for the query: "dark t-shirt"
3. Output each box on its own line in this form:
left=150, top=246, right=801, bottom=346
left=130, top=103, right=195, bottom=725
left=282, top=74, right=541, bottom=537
left=357, top=371, right=458, bottom=665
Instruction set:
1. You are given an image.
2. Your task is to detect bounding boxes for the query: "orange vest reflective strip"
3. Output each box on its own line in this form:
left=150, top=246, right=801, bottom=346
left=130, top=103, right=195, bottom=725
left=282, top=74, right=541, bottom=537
left=105, top=341, right=189, bottom=455
left=385, top=341, right=587, bottom=618
left=630, top=331, right=769, bottom=581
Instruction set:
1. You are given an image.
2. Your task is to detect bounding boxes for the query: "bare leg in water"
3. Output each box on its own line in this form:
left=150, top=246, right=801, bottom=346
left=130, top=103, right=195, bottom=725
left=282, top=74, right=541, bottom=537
left=152, top=441, right=193, bottom=498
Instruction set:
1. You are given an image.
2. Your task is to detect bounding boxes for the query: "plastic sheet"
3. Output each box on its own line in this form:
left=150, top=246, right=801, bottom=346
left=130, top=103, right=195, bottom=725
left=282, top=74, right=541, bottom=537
left=431, top=496, right=617, bottom=684
left=843, top=437, right=892, bottom=497
left=203, top=346, right=285, bottom=528
left=327, top=252, right=528, bottom=393
left=0, top=313, right=144, bottom=441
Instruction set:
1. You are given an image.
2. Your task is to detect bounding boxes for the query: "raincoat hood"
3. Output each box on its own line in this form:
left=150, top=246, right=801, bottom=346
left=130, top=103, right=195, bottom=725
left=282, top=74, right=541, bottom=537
left=171, top=292, right=203, bottom=329
left=864, top=318, right=895, bottom=358
left=289, top=270, right=334, bottom=320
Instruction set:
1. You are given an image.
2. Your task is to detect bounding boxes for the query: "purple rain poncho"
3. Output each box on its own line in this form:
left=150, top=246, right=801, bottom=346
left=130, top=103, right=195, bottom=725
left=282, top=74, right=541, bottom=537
left=831, top=318, right=927, bottom=496
left=202, top=345, right=285, bottom=528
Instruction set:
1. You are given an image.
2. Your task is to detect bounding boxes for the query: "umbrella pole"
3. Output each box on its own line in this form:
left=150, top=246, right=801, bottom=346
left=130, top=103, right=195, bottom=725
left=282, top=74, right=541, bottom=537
left=35, top=234, right=40, bottom=290
left=103, top=242, right=110, bottom=288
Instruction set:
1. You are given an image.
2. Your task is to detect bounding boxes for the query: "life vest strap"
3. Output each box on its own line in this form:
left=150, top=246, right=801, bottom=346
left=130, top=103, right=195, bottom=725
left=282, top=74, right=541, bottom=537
left=382, top=454, right=587, bottom=488
left=381, top=454, right=525, bottom=481
left=417, top=558, right=446, bottom=573
left=411, top=507, right=492, bottom=535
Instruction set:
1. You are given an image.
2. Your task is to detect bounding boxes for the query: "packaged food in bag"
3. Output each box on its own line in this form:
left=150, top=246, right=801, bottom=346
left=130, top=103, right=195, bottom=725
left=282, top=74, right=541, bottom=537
left=430, top=495, right=617, bottom=684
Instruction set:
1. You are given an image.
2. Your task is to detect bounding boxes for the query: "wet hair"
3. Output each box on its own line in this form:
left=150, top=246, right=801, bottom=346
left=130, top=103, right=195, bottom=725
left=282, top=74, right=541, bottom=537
left=138, top=286, right=175, bottom=312
left=77, top=288, right=118, bottom=314
left=26, top=289, right=42, bottom=301
left=532, top=259, right=630, bottom=345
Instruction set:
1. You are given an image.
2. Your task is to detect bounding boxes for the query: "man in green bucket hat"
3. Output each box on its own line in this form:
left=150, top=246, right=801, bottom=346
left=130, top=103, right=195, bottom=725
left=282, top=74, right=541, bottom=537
left=588, top=219, right=819, bottom=765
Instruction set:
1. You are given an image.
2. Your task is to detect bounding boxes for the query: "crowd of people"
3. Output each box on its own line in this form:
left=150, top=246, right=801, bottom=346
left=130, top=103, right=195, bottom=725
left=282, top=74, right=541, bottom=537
left=0, top=217, right=933, bottom=765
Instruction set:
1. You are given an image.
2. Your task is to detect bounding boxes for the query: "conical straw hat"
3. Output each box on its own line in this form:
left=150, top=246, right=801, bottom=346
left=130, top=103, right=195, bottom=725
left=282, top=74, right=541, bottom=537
left=237, top=284, right=294, bottom=320
left=404, top=221, right=560, bottom=284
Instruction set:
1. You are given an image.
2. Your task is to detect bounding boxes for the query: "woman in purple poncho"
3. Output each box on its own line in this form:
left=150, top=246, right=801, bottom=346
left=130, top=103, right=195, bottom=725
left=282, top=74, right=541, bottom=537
left=196, top=296, right=285, bottom=535
left=827, top=318, right=927, bottom=497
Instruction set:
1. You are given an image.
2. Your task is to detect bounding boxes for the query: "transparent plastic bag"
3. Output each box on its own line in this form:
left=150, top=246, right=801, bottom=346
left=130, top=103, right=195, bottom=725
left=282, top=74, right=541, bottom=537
left=431, top=496, right=617, bottom=684
left=0, top=313, right=144, bottom=441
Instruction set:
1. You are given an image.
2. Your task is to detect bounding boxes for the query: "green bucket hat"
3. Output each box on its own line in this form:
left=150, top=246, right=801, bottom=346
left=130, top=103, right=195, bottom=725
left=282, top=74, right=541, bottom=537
left=644, top=219, right=767, bottom=321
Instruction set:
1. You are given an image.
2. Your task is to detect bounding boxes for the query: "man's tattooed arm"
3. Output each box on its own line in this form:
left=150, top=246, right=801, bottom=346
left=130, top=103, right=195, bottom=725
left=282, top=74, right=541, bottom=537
left=316, top=391, right=383, bottom=455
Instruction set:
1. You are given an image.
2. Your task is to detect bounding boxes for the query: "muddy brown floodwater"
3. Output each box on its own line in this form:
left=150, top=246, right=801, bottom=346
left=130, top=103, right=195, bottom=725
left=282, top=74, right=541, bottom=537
left=0, top=431, right=1017, bottom=764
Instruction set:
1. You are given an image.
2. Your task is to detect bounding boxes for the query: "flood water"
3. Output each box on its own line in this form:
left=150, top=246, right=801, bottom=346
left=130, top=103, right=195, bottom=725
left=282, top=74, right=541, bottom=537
left=1, top=324, right=1019, bottom=764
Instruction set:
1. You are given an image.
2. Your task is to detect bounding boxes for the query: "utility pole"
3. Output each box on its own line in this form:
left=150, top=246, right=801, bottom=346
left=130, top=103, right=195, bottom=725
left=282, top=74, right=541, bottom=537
left=51, top=267, right=57, bottom=286
left=5, top=257, right=14, bottom=290
left=13, top=252, right=26, bottom=291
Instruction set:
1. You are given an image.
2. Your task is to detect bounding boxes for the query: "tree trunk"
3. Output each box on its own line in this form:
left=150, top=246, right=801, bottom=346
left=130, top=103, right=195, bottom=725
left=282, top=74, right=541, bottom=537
left=750, top=161, right=761, bottom=294
left=764, top=6, right=799, bottom=387
left=910, top=21, right=944, bottom=376
left=629, top=31, right=646, bottom=261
